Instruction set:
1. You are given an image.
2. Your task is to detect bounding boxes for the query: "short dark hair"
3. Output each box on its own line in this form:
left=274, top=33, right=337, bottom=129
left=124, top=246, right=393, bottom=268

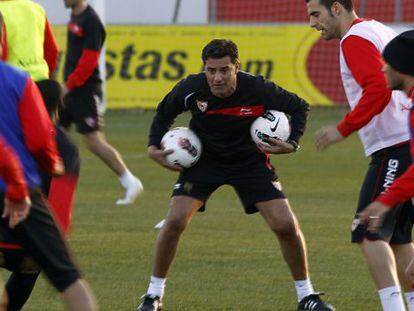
left=201, top=39, right=239, bottom=65
left=305, top=0, right=354, bottom=12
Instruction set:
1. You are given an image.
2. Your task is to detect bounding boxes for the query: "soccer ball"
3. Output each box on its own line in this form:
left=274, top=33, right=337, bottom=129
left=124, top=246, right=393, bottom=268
left=161, top=127, right=202, bottom=168
left=250, top=110, right=291, bottom=145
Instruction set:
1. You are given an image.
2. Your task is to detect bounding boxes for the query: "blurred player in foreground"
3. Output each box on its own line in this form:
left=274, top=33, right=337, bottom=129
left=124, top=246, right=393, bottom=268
left=358, top=30, right=414, bottom=292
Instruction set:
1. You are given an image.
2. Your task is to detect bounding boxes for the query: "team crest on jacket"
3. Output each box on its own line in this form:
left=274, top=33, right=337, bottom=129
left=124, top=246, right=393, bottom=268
left=197, top=100, right=208, bottom=112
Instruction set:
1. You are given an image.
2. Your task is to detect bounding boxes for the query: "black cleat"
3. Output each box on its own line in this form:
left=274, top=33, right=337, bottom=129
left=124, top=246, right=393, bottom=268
left=298, top=292, right=335, bottom=311
left=137, top=294, right=163, bottom=311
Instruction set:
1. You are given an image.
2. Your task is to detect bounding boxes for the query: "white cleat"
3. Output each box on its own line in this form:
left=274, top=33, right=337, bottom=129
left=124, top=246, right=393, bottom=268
left=154, top=219, right=166, bottom=229
left=116, top=177, right=144, bottom=205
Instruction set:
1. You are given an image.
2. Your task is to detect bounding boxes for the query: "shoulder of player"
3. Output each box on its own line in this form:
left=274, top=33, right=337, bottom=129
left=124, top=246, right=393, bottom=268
left=178, top=73, right=206, bottom=91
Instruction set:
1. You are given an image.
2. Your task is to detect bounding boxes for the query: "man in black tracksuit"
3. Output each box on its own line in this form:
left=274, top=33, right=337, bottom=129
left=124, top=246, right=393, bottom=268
left=138, top=39, right=334, bottom=311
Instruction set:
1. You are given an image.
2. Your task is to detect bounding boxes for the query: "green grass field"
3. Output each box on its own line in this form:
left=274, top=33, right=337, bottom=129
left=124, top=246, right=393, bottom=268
left=4, top=107, right=384, bottom=310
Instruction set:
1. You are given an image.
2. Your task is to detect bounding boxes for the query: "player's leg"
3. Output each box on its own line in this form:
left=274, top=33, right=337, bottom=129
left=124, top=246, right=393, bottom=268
left=5, top=191, right=97, bottom=311
left=138, top=195, right=203, bottom=311
left=5, top=271, right=39, bottom=310
left=70, top=88, right=143, bottom=205
left=256, top=198, right=334, bottom=310
left=352, top=146, right=408, bottom=310
left=389, top=199, right=414, bottom=310
left=257, top=198, right=307, bottom=280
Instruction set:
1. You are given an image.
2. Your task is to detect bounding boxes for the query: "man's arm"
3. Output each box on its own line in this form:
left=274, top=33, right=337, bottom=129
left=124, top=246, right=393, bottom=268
left=263, top=80, right=309, bottom=143
left=65, top=18, right=103, bottom=90
left=0, top=137, right=30, bottom=229
left=18, top=78, right=63, bottom=175
left=337, top=35, right=392, bottom=136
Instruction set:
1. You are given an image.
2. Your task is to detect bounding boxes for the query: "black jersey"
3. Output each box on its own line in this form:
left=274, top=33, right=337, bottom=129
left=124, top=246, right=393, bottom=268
left=41, top=126, right=80, bottom=195
left=149, top=71, right=309, bottom=164
left=64, top=5, right=105, bottom=85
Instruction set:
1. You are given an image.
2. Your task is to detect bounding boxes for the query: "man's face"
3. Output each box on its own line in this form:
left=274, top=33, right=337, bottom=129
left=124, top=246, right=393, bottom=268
left=204, top=56, right=239, bottom=98
left=382, top=62, right=403, bottom=90
left=307, top=0, right=340, bottom=40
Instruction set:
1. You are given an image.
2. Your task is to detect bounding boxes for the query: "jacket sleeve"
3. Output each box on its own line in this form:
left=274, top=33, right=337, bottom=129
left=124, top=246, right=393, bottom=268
left=0, top=137, right=29, bottom=201
left=18, top=78, right=62, bottom=174
left=148, top=79, right=190, bottom=147
left=337, top=35, right=392, bottom=137
left=262, top=79, right=309, bottom=143
left=65, top=17, right=103, bottom=90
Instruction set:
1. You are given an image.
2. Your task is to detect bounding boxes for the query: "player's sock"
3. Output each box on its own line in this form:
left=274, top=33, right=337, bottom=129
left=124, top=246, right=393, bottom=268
left=294, top=279, right=314, bottom=302
left=404, top=291, right=414, bottom=311
left=147, top=276, right=166, bottom=298
left=119, top=170, right=136, bottom=188
left=378, top=286, right=405, bottom=311
left=116, top=170, right=143, bottom=205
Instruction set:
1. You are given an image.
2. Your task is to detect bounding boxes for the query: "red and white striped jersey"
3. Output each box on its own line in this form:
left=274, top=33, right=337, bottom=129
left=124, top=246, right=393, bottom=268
left=338, top=19, right=411, bottom=156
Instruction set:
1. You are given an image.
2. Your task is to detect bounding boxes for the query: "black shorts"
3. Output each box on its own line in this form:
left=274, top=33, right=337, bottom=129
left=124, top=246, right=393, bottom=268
left=60, top=82, right=103, bottom=134
left=352, top=143, right=414, bottom=244
left=0, top=190, right=81, bottom=292
left=172, top=156, right=285, bottom=214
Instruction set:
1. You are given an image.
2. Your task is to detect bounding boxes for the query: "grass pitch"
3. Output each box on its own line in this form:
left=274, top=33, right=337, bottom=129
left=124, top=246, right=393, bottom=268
left=5, top=107, right=383, bottom=310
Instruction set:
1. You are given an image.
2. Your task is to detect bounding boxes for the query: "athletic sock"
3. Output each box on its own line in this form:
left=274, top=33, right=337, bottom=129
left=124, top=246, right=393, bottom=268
left=147, top=276, right=166, bottom=298
left=295, top=279, right=314, bottom=302
left=405, top=291, right=414, bottom=311
left=119, top=170, right=136, bottom=188
left=378, top=286, right=405, bottom=311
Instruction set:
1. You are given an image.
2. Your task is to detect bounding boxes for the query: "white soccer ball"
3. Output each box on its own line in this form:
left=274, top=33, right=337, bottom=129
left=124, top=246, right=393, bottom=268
left=161, top=127, right=202, bottom=168
left=250, top=110, right=291, bottom=145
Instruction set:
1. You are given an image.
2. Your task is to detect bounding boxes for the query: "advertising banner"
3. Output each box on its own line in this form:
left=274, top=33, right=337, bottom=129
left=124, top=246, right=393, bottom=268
left=54, top=25, right=333, bottom=109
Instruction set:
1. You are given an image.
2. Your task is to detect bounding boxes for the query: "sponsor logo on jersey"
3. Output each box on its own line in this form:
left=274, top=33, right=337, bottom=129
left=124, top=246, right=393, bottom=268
left=383, top=159, right=399, bottom=189
left=69, top=23, right=84, bottom=37
left=240, top=107, right=253, bottom=116
left=197, top=100, right=208, bottom=112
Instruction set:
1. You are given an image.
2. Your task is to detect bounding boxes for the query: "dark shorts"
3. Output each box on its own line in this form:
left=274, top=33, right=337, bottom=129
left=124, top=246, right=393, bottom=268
left=172, top=156, right=286, bottom=214
left=60, top=83, right=103, bottom=134
left=352, top=143, right=414, bottom=244
left=0, top=190, right=81, bottom=292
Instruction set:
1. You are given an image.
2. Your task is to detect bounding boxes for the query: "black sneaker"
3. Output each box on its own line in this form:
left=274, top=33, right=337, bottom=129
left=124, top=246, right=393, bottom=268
left=298, top=292, right=335, bottom=311
left=137, top=294, right=163, bottom=311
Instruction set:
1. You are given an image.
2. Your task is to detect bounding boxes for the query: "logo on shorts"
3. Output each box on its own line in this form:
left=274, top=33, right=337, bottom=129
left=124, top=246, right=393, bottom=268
left=383, top=159, right=399, bottom=189
left=84, top=117, right=96, bottom=128
left=351, top=218, right=360, bottom=232
left=184, top=182, right=193, bottom=193
left=173, top=183, right=182, bottom=190
left=272, top=181, right=282, bottom=191
left=197, top=100, right=208, bottom=112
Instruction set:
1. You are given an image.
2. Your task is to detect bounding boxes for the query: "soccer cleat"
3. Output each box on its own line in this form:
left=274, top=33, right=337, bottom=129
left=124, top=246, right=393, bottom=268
left=116, top=177, right=144, bottom=205
left=298, top=293, right=335, bottom=311
left=137, top=294, right=163, bottom=311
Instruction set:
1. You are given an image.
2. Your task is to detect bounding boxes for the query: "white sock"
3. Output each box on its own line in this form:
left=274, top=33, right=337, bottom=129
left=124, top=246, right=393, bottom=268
left=405, top=291, right=414, bottom=311
left=147, top=276, right=166, bottom=298
left=295, top=279, right=314, bottom=302
left=378, top=286, right=406, bottom=311
left=119, top=170, right=136, bottom=188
